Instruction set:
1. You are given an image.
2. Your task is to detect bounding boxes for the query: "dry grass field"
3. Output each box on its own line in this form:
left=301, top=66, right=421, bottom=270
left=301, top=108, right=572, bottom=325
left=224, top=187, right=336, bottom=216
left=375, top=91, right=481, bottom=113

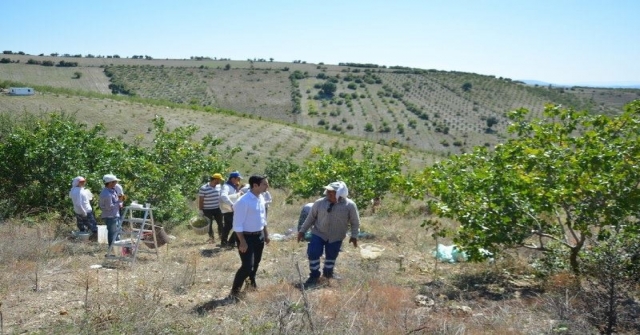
left=0, top=190, right=591, bottom=334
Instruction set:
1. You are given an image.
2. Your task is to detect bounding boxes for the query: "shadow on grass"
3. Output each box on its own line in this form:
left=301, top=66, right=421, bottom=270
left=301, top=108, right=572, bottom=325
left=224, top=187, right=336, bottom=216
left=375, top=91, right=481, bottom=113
left=200, top=248, right=224, bottom=258
left=421, top=271, right=543, bottom=301
left=193, top=297, right=236, bottom=315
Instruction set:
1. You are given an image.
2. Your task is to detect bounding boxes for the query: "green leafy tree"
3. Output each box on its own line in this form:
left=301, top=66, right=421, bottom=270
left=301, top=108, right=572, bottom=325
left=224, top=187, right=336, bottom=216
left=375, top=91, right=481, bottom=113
left=264, top=157, right=299, bottom=189
left=287, top=144, right=404, bottom=210
left=0, top=113, right=125, bottom=217
left=417, top=102, right=640, bottom=273
left=0, top=113, right=240, bottom=229
left=118, top=116, right=239, bottom=225
left=364, top=123, right=374, bottom=132
left=486, top=116, right=499, bottom=130
left=321, top=81, right=337, bottom=97
left=289, top=70, right=305, bottom=80
left=462, top=82, right=472, bottom=92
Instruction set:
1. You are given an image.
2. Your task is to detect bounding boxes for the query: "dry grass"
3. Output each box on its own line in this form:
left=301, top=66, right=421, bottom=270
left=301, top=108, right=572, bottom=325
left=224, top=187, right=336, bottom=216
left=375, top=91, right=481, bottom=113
left=0, top=189, right=617, bottom=334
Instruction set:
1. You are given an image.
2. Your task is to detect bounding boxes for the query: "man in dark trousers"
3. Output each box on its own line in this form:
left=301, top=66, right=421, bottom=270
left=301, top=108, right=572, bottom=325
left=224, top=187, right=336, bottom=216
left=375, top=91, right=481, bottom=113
left=198, top=173, right=224, bottom=243
left=228, top=175, right=270, bottom=300
left=220, top=171, right=243, bottom=247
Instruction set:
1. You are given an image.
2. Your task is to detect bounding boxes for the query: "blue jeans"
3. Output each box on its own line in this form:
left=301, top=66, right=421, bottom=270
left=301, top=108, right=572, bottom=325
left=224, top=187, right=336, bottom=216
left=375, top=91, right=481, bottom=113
left=307, top=234, right=342, bottom=279
left=103, top=217, right=119, bottom=246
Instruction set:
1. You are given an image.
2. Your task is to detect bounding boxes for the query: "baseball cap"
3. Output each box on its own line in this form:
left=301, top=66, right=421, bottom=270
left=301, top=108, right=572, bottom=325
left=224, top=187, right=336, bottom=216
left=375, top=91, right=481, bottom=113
left=103, top=174, right=120, bottom=183
left=211, top=173, right=223, bottom=180
left=229, top=171, right=243, bottom=179
left=324, top=182, right=342, bottom=192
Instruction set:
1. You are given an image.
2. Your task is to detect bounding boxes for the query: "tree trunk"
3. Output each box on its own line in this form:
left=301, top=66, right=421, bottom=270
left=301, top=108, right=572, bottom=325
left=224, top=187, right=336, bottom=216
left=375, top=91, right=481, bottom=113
left=569, top=235, right=587, bottom=274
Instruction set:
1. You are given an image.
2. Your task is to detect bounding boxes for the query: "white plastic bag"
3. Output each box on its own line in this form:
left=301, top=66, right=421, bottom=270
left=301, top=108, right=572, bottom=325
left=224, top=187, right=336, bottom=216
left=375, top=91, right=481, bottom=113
left=433, top=244, right=468, bottom=263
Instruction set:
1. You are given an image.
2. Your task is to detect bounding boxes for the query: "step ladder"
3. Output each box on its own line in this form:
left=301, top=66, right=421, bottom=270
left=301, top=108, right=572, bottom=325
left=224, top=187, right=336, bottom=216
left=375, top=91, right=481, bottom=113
left=106, top=205, right=159, bottom=267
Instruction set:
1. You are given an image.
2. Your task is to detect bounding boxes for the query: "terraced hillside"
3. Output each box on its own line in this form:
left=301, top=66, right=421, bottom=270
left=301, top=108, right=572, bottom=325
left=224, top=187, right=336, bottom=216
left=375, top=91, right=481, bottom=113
left=0, top=93, right=438, bottom=174
left=1, top=54, right=638, bottom=156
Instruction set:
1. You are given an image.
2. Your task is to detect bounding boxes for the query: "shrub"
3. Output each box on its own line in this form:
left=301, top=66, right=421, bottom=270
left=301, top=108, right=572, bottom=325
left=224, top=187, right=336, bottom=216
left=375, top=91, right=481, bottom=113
left=0, top=113, right=239, bottom=228
left=264, top=158, right=299, bottom=189
left=364, top=123, right=374, bottom=132
left=287, top=145, right=404, bottom=210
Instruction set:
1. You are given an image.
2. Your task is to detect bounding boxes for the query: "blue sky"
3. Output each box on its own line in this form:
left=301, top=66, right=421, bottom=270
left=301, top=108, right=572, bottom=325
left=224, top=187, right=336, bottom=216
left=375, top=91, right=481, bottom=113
left=2, top=0, right=639, bottom=86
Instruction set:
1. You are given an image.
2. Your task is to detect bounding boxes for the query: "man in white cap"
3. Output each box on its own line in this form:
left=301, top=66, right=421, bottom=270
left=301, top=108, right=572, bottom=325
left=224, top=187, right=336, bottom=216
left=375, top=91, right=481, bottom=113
left=99, top=174, right=121, bottom=248
left=69, top=176, right=98, bottom=239
left=298, top=181, right=360, bottom=288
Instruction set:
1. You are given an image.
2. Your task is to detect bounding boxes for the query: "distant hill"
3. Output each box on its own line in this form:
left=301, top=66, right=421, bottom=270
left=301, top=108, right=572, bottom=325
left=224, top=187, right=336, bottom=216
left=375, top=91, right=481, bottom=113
left=521, top=79, right=640, bottom=89
left=520, top=80, right=554, bottom=86
left=1, top=54, right=638, bottom=161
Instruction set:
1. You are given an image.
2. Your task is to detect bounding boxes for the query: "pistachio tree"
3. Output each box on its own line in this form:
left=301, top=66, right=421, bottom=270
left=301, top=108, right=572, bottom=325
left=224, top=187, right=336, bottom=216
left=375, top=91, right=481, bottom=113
left=287, top=144, right=404, bottom=211
left=417, top=101, right=640, bottom=273
left=0, top=113, right=239, bottom=228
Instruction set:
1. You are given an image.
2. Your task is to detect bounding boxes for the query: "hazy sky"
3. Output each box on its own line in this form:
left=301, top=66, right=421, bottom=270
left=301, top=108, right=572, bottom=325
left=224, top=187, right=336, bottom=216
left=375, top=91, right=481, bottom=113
left=2, top=0, right=639, bottom=86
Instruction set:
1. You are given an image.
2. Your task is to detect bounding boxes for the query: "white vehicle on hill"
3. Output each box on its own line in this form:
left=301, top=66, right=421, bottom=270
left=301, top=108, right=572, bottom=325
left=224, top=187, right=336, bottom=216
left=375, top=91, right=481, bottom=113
left=8, top=87, right=35, bottom=96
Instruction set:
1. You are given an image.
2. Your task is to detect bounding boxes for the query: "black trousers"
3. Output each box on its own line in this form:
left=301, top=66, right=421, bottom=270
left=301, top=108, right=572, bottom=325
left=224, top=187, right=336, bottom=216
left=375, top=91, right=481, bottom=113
left=231, top=234, right=264, bottom=292
left=221, top=212, right=233, bottom=244
left=203, top=208, right=223, bottom=239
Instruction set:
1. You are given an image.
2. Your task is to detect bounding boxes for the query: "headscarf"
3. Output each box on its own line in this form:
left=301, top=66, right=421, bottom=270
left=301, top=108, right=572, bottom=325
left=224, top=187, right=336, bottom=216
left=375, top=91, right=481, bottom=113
left=336, top=181, right=349, bottom=199
left=323, top=181, right=349, bottom=199
left=70, top=176, right=84, bottom=190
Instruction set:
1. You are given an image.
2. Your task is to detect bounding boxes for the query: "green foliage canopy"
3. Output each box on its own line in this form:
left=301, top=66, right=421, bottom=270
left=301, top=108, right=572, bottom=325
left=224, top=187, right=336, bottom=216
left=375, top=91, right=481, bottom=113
left=416, top=101, right=640, bottom=273
left=287, top=144, right=404, bottom=210
left=321, top=81, right=337, bottom=97
left=0, top=113, right=240, bottom=229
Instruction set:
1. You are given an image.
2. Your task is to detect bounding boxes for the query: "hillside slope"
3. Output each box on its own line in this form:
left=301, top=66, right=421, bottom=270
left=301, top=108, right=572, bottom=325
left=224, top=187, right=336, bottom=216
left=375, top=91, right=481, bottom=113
left=0, top=93, right=438, bottom=174
left=1, top=54, right=638, bottom=156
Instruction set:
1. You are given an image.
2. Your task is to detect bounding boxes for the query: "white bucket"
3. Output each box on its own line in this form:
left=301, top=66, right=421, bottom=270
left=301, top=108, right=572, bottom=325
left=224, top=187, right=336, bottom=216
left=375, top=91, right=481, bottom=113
left=97, top=225, right=108, bottom=244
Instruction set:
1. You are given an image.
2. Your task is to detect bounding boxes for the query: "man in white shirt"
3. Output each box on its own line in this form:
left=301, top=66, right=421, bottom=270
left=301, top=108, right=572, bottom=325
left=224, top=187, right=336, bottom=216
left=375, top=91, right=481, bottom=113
left=220, top=171, right=243, bottom=247
left=228, top=175, right=270, bottom=300
left=69, top=176, right=98, bottom=238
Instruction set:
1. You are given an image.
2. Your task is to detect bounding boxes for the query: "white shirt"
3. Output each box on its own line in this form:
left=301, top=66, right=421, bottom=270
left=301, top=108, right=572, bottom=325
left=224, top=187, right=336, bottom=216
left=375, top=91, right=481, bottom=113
left=220, top=182, right=241, bottom=213
left=232, top=192, right=266, bottom=232
left=114, top=183, right=124, bottom=208
left=263, top=191, right=272, bottom=208
left=69, top=187, right=93, bottom=216
left=114, top=183, right=124, bottom=196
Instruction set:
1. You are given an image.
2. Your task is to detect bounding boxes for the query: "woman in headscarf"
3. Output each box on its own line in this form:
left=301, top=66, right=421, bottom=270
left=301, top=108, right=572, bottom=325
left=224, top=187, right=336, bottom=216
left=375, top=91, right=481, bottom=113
left=69, top=176, right=98, bottom=237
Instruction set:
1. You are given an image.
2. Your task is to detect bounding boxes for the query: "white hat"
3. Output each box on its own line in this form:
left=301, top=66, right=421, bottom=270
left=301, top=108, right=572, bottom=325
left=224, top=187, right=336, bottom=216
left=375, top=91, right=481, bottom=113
left=323, top=182, right=342, bottom=192
left=103, top=174, right=120, bottom=183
